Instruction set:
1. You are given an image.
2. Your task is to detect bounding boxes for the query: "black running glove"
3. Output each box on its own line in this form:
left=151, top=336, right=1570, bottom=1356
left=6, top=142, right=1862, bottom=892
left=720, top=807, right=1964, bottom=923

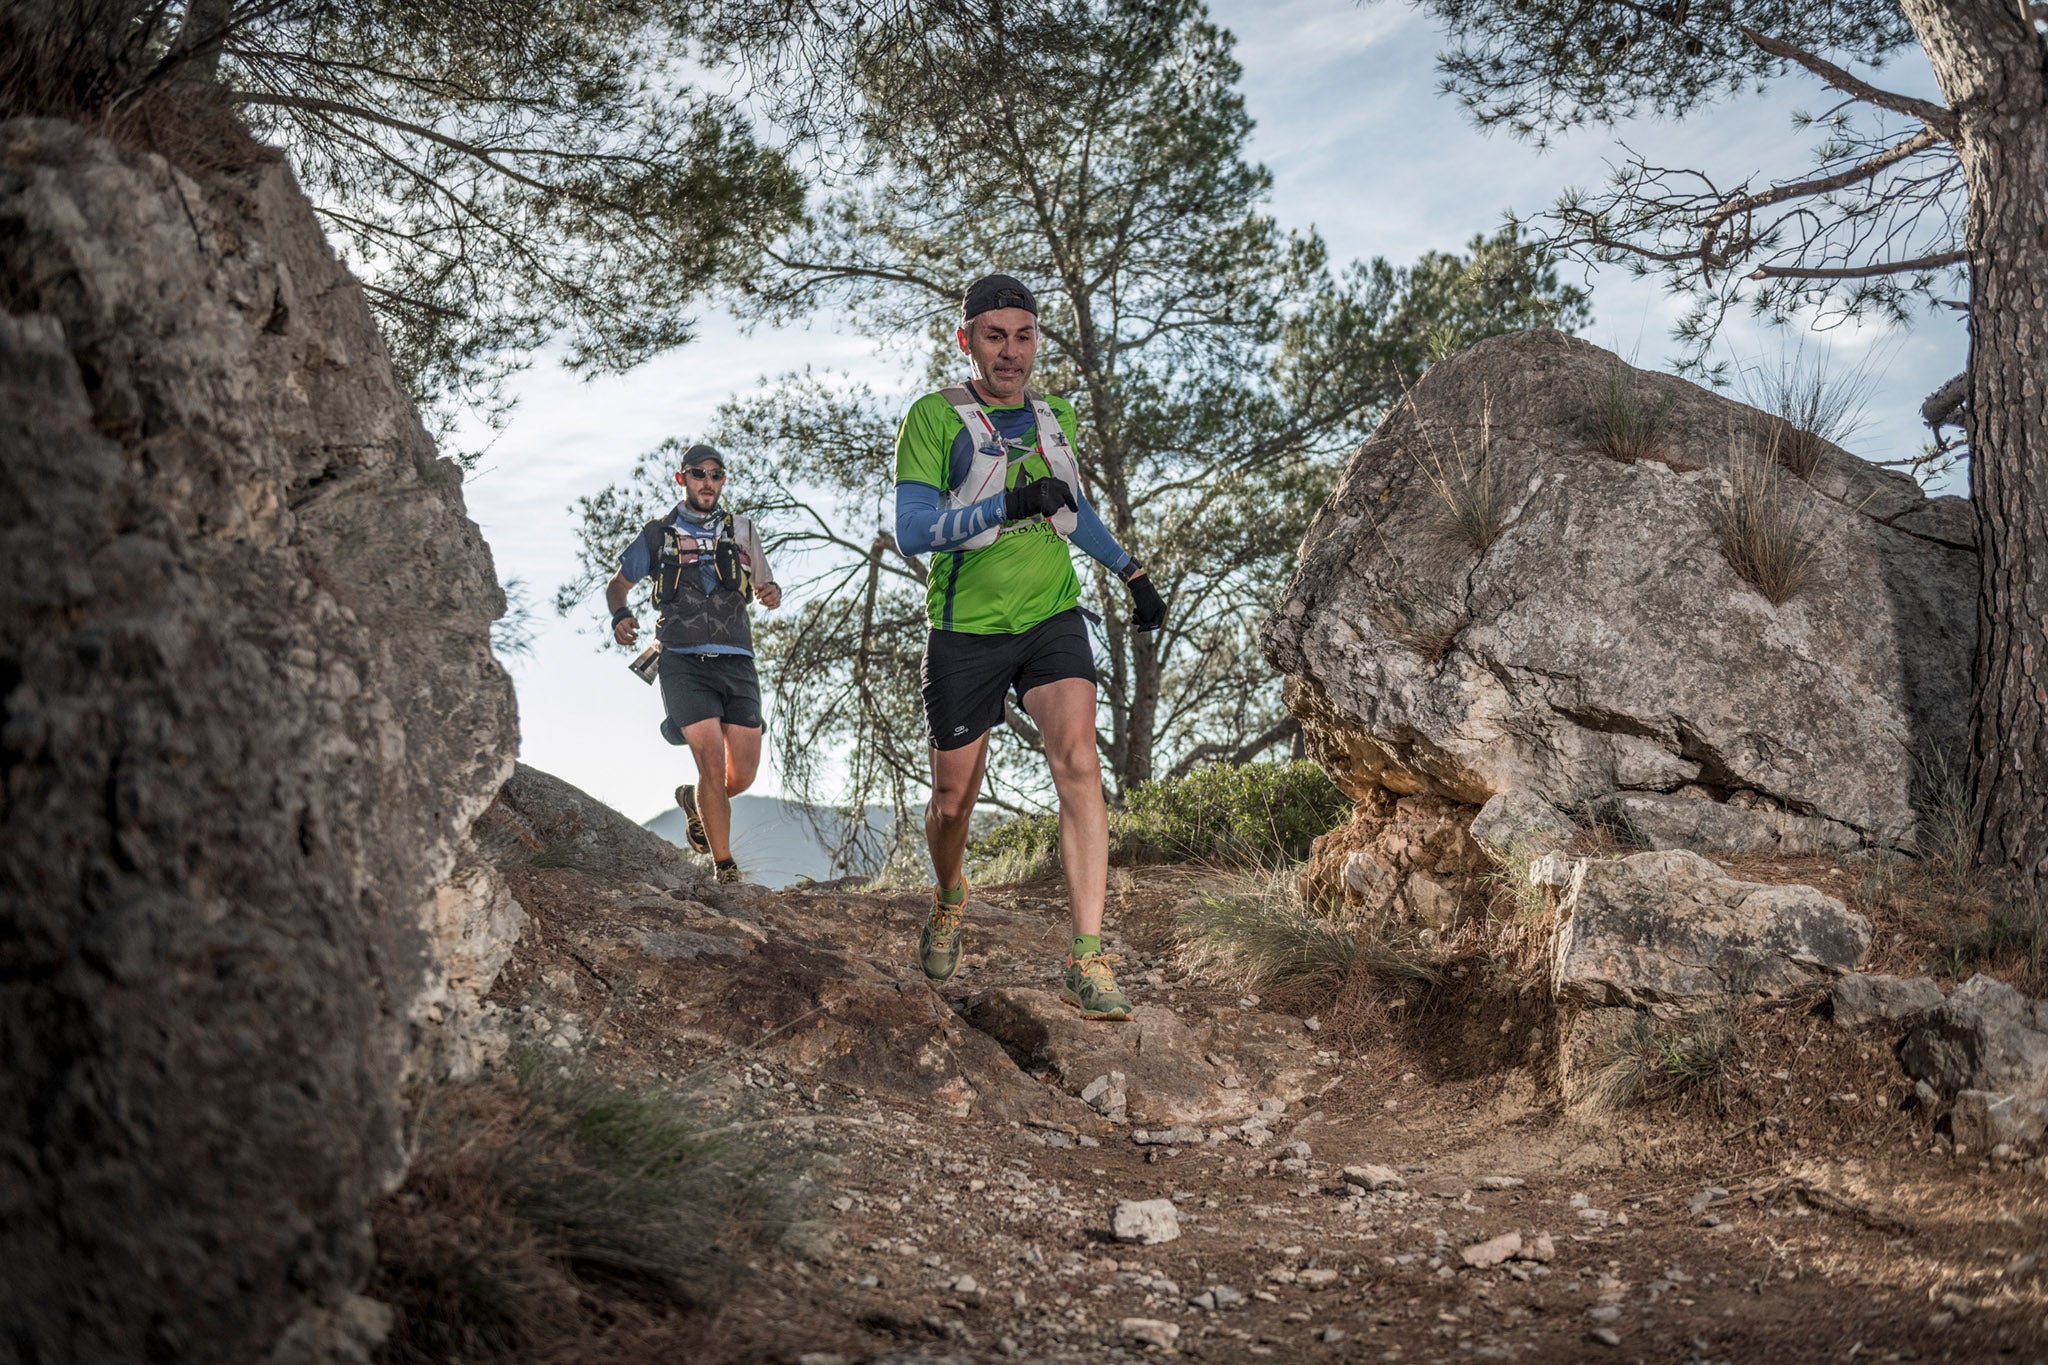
left=1004, top=475, right=1076, bottom=521
left=1128, top=570, right=1166, bottom=632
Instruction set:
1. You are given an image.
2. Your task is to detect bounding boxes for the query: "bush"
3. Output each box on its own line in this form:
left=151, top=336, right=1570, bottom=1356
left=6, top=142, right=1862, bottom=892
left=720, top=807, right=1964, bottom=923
left=1116, top=761, right=1351, bottom=864
left=965, top=760, right=1351, bottom=881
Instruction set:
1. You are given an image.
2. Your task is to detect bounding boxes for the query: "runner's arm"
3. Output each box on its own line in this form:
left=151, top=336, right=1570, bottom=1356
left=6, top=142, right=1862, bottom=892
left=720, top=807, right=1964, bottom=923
left=894, top=479, right=1007, bottom=554
left=1067, top=491, right=1134, bottom=575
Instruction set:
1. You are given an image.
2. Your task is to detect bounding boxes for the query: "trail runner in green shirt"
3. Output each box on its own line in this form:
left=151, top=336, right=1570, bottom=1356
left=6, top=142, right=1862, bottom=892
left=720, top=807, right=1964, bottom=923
left=893, top=274, right=1167, bottom=1021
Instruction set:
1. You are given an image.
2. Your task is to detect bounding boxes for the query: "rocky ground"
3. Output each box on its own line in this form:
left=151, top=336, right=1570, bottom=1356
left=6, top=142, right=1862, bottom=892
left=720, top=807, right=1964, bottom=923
left=374, top=828, right=2048, bottom=1365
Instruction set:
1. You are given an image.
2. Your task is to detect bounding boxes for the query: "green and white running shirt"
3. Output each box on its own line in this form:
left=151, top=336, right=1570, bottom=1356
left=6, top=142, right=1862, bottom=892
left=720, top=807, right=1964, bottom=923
left=894, top=389, right=1085, bottom=635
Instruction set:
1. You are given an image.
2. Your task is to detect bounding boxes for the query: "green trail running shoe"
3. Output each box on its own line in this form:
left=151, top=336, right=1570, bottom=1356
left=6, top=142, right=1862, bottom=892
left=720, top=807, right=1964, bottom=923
left=918, top=892, right=965, bottom=983
left=715, top=861, right=743, bottom=885
left=1061, top=951, right=1133, bottom=1021
left=675, top=784, right=710, bottom=854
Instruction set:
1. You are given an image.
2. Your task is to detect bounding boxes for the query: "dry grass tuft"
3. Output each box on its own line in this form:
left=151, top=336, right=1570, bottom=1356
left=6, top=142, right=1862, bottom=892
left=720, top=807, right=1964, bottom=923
left=1712, top=436, right=1824, bottom=604
left=1405, top=394, right=1512, bottom=554
left=1173, top=864, right=1441, bottom=1013
left=0, top=3, right=269, bottom=177
left=1737, top=346, right=1878, bottom=481
left=1583, top=1007, right=1740, bottom=1114
left=1583, top=365, right=1665, bottom=462
left=372, top=1059, right=796, bottom=1362
left=1369, top=582, right=1472, bottom=664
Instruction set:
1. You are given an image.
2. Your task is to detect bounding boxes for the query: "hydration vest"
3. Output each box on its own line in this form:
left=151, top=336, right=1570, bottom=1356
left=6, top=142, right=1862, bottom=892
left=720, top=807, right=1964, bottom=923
left=645, top=510, right=755, bottom=651
left=938, top=385, right=1081, bottom=549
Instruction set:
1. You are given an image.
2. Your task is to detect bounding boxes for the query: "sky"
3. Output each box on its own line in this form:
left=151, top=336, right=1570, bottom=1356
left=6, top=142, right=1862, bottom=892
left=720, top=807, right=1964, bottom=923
left=456, top=0, right=1968, bottom=828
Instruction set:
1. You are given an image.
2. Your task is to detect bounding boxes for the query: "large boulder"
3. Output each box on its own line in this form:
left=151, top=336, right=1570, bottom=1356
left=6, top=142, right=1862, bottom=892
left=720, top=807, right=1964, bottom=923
left=0, top=119, right=517, bottom=1360
left=1263, top=329, right=1975, bottom=858
left=1545, top=850, right=1871, bottom=1013
left=1900, top=973, right=2048, bottom=1099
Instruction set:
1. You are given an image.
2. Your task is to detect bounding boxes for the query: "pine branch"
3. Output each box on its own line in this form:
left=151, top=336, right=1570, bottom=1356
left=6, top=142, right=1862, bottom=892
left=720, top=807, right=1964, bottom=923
left=1738, top=27, right=1958, bottom=138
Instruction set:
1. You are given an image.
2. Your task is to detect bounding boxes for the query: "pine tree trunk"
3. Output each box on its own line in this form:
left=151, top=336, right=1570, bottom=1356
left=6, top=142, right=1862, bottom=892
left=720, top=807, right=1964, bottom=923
left=1903, top=0, right=2048, bottom=881
left=1127, top=634, right=1159, bottom=787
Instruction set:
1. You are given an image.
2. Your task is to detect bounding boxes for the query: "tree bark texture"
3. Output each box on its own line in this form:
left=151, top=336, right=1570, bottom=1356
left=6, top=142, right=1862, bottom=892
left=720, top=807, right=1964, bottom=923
left=1903, top=0, right=2048, bottom=880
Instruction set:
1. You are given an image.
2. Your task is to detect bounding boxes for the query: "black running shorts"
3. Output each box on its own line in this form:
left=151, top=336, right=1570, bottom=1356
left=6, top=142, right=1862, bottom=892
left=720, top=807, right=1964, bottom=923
left=921, top=608, right=1097, bottom=751
left=658, top=651, right=763, bottom=742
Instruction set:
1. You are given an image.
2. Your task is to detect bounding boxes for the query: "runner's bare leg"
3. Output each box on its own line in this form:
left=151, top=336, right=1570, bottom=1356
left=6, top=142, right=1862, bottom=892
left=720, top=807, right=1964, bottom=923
left=927, top=732, right=992, bottom=891
left=1020, top=677, right=1107, bottom=939
left=682, top=717, right=736, bottom=862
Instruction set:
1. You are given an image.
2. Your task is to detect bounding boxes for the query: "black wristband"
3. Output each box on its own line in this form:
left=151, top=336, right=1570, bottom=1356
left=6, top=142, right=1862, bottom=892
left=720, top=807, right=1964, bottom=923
left=610, top=605, right=633, bottom=625
left=1119, top=558, right=1145, bottom=583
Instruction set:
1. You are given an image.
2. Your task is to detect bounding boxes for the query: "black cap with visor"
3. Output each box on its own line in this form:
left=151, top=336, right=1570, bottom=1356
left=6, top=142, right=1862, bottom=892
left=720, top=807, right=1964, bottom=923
left=962, top=274, right=1037, bottom=321
left=679, top=442, right=726, bottom=474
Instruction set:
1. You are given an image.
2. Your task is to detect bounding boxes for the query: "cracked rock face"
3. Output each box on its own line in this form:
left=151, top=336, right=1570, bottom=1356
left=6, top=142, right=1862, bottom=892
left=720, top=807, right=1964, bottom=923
left=1262, top=329, right=1975, bottom=852
left=0, top=120, right=516, bottom=1360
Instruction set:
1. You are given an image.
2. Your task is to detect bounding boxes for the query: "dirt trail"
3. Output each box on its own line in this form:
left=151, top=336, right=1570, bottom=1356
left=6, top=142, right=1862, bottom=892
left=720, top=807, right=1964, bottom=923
left=480, top=862, right=2048, bottom=1364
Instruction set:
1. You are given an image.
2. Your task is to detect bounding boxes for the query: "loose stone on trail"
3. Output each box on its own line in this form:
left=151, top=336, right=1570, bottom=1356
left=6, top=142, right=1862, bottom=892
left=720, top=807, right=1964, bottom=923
left=1113, top=1198, right=1181, bottom=1245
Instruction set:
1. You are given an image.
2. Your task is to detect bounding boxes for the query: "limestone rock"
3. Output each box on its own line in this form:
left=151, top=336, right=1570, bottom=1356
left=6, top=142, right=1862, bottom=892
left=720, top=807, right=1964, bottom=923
left=1460, top=1231, right=1523, bottom=1268
left=1830, top=973, right=1945, bottom=1029
left=1597, top=791, right=1858, bottom=858
left=412, top=847, right=528, bottom=1080
left=1550, top=851, right=1870, bottom=1011
left=1300, top=787, right=1487, bottom=927
left=1121, top=1316, right=1181, bottom=1348
left=1900, top=974, right=2048, bottom=1098
left=1264, top=329, right=1974, bottom=855
left=0, top=118, right=517, bottom=1360
left=1113, top=1199, right=1182, bottom=1245
left=1471, top=790, right=1582, bottom=862
left=474, top=762, right=707, bottom=891
left=1342, top=1163, right=1406, bottom=1191
left=1950, top=1090, right=2048, bottom=1154
left=962, top=988, right=1317, bottom=1124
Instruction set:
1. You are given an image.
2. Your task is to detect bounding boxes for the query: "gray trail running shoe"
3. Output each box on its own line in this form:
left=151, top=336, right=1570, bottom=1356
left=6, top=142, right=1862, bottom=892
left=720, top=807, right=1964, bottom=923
left=918, top=889, right=965, bottom=983
left=1061, top=951, right=1133, bottom=1021
left=675, top=784, right=710, bottom=854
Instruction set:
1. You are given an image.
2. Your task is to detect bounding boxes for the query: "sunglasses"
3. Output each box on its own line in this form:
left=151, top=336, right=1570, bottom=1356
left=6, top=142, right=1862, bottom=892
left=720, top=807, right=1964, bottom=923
left=680, top=467, right=727, bottom=483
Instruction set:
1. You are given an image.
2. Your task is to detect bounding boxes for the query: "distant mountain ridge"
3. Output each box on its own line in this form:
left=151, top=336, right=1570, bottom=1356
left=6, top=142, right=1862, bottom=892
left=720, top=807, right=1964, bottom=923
left=643, top=793, right=890, bottom=887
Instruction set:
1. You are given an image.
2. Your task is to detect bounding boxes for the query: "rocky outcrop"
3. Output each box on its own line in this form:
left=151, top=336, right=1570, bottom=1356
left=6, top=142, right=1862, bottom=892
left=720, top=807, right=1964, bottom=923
left=0, top=118, right=517, bottom=1362
left=1263, top=329, right=1975, bottom=862
left=1300, top=786, right=1489, bottom=930
left=475, top=762, right=710, bottom=893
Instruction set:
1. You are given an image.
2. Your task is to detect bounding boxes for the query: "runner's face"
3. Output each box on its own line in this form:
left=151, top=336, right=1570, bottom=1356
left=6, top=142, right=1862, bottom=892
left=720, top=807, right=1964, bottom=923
left=680, top=464, right=724, bottom=512
left=958, top=308, right=1037, bottom=403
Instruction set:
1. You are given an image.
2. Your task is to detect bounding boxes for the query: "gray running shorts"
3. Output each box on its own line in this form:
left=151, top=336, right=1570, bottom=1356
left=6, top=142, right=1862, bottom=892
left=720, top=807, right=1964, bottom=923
left=658, top=651, right=763, bottom=742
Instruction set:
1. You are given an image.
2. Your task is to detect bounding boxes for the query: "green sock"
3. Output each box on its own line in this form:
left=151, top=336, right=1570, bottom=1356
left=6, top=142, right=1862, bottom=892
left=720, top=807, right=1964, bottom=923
left=938, top=881, right=966, bottom=907
left=1070, top=933, right=1102, bottom=960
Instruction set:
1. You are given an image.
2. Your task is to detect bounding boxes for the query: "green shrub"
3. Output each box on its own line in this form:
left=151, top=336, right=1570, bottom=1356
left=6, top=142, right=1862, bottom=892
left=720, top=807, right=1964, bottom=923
left=965, top=760, right=1351, bottom=881
left=1115, top=760, right=1350, bottom=864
